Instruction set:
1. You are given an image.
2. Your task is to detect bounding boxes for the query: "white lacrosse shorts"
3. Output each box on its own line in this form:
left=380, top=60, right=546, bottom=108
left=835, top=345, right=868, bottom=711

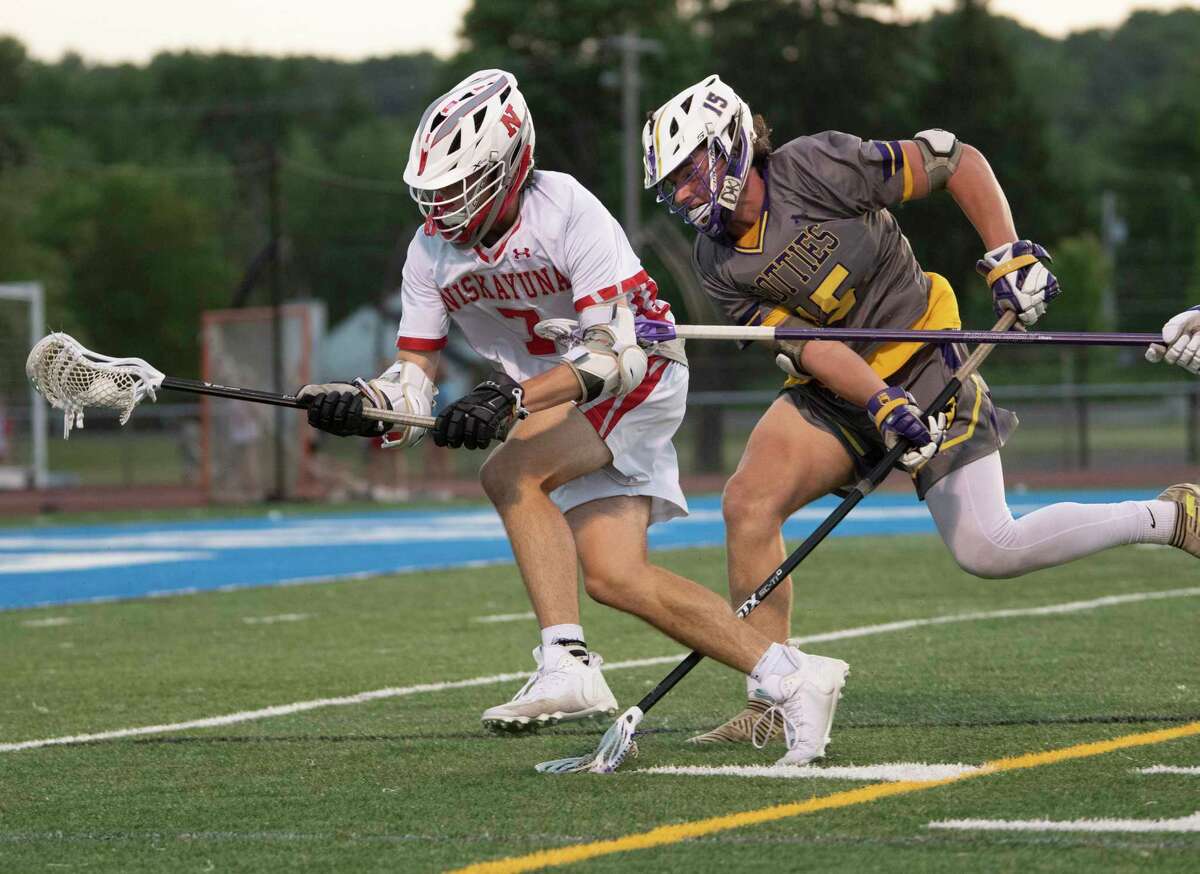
left=549, top=357, right=689, bottom=526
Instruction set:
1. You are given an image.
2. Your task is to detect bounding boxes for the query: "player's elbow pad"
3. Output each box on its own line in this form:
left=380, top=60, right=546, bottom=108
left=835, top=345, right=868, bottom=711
left=563, top=303, right=648, bottom=403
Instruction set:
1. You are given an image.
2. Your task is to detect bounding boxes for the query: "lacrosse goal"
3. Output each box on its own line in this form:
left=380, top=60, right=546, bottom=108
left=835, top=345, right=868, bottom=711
left=0, top=282, right=48, bottom=489
left=200, top=303, right=325, bottom=501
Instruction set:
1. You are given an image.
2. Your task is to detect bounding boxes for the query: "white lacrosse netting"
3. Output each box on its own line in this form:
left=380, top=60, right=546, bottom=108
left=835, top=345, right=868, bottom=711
left=25, top=332, right=165, bottom=438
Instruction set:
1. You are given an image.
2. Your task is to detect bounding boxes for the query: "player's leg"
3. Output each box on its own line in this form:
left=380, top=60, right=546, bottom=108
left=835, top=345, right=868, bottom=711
left=724, top=396, right=856, bottom=643
left=477, top=404, right=618, bottom=731
left=695, top=395, right=855, bottom=745
left=926, top=451, right=1190, bottom=577
left=570, top=495, right=850, bottom=766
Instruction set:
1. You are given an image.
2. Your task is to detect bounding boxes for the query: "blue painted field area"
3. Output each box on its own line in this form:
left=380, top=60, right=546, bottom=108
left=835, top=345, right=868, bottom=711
left=0, top=489, right=1151, bottom=610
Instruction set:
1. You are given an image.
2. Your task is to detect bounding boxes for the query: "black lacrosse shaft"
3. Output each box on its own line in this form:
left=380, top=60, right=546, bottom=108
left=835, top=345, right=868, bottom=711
left=162, top=376, right=304, bottom=408
left=160, top=375, right=513, bottom=441
left=633, top=374, right=965, bottom=717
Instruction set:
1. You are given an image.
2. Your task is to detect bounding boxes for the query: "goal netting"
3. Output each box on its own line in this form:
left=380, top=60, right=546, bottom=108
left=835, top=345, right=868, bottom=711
left=0, top=282, right=48, bottom=489
left=200, top=303, right=325, bottom=501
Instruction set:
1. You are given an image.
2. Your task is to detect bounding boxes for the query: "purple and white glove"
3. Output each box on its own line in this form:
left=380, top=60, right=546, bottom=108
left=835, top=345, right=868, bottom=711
left=1146, top=306, right=1200, bottom=375
left=976, top=240, right=1060, bottom=327
left=867, top=386, right=947, bottom=473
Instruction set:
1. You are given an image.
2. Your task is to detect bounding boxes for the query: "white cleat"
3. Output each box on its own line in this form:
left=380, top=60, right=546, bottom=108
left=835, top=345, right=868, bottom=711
left=482, top=646, right=618, bottom=733
left=755, top=651, right=850, bottom=767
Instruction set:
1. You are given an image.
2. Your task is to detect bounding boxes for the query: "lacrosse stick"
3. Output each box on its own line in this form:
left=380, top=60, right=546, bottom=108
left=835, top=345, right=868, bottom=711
left=634, top=319, right=1156, bottom=348
left=536, top=311, right=1019, bottom=774
left=25, top=332, right=436, bottom=439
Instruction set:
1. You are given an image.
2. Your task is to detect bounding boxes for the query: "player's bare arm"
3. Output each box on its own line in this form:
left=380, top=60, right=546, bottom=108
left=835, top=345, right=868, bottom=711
left=902, top=133, right=1059, bottom=326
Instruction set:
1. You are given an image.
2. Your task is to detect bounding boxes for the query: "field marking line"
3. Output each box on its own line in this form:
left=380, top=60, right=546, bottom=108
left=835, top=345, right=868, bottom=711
left=637, top=763, right=982, bottom=782
left=1135, top=765, right=1200, bottom=775
left=789, top=586, right=1200, bottom=646
left=241, top=614, right=311, bottom=625
left=928, top=813, right=1200, bottom=833
left=2, top=585, right=1197, bottom=754
left=448, top=721, right=1200, bottom=874
left=473, top=612, right=538, bottom=624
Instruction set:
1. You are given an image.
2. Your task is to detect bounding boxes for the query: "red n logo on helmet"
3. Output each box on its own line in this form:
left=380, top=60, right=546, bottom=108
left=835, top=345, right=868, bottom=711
left=500, top=104, right=522, bottom=137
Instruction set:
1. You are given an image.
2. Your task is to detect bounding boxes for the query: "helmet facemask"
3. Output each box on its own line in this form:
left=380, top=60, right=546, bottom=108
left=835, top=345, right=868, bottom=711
left=643, top=75, right=757, bottom=239
left=654, top=122, right=752, bottom=238
left=413, top=160, right=510, bottom=245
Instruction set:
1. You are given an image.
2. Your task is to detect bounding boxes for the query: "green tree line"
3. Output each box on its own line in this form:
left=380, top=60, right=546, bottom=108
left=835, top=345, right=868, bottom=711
left=0, top=0, right=1198, bottom=381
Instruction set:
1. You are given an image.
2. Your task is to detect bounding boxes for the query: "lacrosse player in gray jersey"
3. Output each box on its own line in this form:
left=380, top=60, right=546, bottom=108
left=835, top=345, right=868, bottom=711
left=643, top=74, right=1200, bottom=746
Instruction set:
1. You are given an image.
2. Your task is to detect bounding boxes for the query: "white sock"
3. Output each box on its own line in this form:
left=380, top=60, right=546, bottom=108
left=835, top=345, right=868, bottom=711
left=541, top=623, right=587, bottom=666
left=1141, top=501, right=1178, bottom=545
left=749, top=642, right=802, bottom=683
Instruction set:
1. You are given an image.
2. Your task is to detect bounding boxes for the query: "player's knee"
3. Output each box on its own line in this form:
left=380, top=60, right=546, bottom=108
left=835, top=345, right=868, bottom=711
left=478, top=457, right=515, bottom=504
left=722, top=472, right=791, bottom=533
left=946, top=538, right=1023, bottom=580
left=479, top=455, right=543, bottom=507
left=582, top=570, right=642, bottom=611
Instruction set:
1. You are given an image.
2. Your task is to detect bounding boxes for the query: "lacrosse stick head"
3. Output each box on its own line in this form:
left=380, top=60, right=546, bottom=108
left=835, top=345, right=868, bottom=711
left=26, top=332, right=165, bottom=438
left=534, top=706, right=643, bottom=775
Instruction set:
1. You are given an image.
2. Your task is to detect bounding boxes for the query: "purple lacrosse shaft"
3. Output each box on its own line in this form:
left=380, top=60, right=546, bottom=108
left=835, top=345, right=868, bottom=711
left=633, top=318, right=1158, bottom=347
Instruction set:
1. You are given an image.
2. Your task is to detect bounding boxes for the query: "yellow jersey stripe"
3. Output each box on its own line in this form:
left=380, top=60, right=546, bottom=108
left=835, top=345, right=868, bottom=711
left=863, top=272, right=961, bottom=380
left=733, top=210, right=768, bottom=254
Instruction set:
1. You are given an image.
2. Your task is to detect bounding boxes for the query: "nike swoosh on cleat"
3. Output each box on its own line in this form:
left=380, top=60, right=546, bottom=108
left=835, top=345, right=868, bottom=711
left=1149, top=509, right=1157, bottom=528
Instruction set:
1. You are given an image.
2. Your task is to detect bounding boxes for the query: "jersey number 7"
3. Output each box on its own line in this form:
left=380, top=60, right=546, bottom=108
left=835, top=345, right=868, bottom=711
left=498, top=307, right=557, bottom=355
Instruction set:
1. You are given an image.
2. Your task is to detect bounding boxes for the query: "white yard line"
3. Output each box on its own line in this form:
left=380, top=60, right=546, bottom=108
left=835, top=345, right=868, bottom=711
left=472, top=612, right=538, bottom=624
left=3, top=585, right=1198, bottom=754
left=928, top=813, right=1200, bottom=833
left=788, top=586, right=1200, bottom=646
left=638, top=763, right=981, bottom=782
left=20, top=617, right=75, bottom=628
left=0, top=551, right=211, bottom=574
left=1135, top=765, right=1200, bottom=775
left=241, top=614, right=312, bottom=625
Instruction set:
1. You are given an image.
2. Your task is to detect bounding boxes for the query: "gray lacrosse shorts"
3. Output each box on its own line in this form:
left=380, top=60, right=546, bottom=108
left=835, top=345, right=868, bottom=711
left=780, top=342, right=1018, bottom=500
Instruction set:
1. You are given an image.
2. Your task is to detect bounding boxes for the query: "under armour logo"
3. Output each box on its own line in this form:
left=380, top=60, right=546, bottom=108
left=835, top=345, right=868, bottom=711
left=512, top=247, right=532, bottom=260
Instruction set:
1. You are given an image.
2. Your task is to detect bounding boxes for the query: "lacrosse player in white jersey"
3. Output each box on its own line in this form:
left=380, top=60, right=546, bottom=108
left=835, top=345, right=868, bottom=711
left=296, top=69, right=851, bottom=766
left=641, top=74, right=1200, bottom=746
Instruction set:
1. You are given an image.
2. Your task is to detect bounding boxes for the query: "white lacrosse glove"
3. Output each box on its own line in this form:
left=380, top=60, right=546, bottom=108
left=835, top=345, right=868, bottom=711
left=866, top=386, right=947, bottom=473
left=976, top=240, right=1060, bottom=326
left=360, top=361, right=437, bottom=448
left=296, top=361, right=435, bottom=447
left=1146, top=306, right=1200, bottom=375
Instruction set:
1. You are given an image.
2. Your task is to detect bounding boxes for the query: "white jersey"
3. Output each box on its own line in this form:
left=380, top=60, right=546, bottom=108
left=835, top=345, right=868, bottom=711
left=396, top=170, right=681, bottom=379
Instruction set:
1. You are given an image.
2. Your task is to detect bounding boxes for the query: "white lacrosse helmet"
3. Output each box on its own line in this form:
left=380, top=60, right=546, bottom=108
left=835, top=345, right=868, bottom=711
left=642, top=74, right=756, bottom=238
left=404, top=69, right=536, bottom=248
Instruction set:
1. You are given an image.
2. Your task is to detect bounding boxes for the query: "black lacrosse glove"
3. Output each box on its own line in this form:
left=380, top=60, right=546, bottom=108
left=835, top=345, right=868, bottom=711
left=433, top=373, right=526, bottom=449
left=296, top=381, right=383, bottom=438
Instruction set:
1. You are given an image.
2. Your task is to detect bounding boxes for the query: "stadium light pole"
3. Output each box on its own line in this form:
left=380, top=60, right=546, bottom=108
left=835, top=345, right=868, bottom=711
left=604, top=30, right=661, bottom=253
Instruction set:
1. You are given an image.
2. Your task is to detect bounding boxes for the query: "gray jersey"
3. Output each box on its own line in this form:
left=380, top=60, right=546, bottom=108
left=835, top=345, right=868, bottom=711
left=694, top=132, right=943, bottom=368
